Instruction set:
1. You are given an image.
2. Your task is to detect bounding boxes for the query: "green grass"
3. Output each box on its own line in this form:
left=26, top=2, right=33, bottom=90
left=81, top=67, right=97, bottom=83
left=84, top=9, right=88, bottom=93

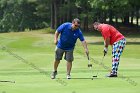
left=0, top=30, right=140, bottom=93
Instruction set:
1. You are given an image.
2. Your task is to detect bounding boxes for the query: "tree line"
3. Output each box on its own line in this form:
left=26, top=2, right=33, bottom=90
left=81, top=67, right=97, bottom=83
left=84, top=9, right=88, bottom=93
left=0, top=0, right=139, bottom=32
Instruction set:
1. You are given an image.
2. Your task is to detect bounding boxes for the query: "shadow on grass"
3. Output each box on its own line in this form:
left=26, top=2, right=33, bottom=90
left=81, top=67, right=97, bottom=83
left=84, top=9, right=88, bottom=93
left=71, top=78, right=100, bottom=80
left=60, top=77, right=100, bottom=80
left=118, top=76, right=140, bottom=78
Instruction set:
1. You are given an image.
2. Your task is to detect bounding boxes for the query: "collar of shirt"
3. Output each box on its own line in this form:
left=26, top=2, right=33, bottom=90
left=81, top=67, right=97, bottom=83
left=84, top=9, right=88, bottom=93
left=67, top=23, right=72, bottom=30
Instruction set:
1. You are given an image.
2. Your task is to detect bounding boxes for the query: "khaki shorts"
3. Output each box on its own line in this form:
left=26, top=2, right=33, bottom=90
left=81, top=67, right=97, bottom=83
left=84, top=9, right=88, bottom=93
left=55, top=47, right=74, bottom=62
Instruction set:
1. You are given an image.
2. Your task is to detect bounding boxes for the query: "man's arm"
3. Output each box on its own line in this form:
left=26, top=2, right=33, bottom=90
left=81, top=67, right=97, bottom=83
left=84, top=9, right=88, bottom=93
left=104, top=37, right=110, bottom=56
left=81, top=40, right=89, bottom=55
left=54, top=31, right=60, bottom=45
left=104, top=37, right=110, bottom=48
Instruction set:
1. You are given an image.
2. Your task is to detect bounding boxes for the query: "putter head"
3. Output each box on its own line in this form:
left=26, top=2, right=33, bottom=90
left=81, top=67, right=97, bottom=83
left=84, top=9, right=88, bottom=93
left=93, top=75, right=97, bottom=77
left=91, top=76, right=97, bottom=80
left=88, top=64, right=92, bottom=67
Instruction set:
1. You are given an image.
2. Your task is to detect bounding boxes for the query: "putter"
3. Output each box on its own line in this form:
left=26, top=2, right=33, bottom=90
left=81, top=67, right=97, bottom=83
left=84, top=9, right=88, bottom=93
left=0, top=80, right=15, bottom=83
left=86, top=53, right=92, bottom=68
left=86, top=53, right=97, bottom=79
left=93, top=55, right=105, bottom=77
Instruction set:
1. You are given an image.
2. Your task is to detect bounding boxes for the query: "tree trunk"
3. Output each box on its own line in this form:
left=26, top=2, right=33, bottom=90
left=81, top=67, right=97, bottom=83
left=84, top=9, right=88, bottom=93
left=54, top=0, right=59, bottom=29
left=67, top=0, right=71, bottom=22
left=136, top=7, right=139, bottom=28
left=51, top=0, right=55, bottom=29
left=115, top=16, right=119, bottom=28
left=83, top=15, right=88, bottom=32
left=124, top=13, right=129, bottom=25
left=59, top=0, right=64, bottom=25
left=109, top=10, right=113, bottom=24
left=115, top=16, right=118, bottom=23
left=130, top=11, right=134, bottom=25
left=103, top=11, right=107, bottom=23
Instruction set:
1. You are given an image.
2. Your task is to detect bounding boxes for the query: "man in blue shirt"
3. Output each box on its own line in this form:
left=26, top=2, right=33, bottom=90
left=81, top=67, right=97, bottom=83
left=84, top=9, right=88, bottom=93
left=51, top=18, right=89, bottom=79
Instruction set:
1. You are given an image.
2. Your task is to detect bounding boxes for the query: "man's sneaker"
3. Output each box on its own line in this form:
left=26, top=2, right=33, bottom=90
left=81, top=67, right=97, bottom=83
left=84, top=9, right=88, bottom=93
left=106, top=72, right=117, bottom=77
left=67, top=74, right=71, bottom=79
left=106, top=74, right=117, bottom=77
left=51, top=71, right=57, bottom=79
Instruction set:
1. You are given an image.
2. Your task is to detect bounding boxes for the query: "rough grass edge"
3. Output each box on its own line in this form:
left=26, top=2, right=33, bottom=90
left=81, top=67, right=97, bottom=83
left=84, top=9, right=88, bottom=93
left=41, top=27, right=55, bottom=34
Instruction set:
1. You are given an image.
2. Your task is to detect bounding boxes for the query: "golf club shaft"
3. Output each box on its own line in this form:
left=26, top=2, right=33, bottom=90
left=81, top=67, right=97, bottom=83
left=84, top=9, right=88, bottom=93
left=86, top=52, right=91, bottom=64
left=88, top=58, right=90, bottom=64
left=95, top=55, right=105, bottom=76
left=86, top=52, right=89, bottom=60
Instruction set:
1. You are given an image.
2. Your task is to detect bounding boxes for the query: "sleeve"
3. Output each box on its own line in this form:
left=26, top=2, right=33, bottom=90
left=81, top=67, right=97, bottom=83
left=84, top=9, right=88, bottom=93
left=56, top=23, right=65, bottom=33
left=78, top=30, right=85, bottom=41
left=101, top=26, right=110, bottom=40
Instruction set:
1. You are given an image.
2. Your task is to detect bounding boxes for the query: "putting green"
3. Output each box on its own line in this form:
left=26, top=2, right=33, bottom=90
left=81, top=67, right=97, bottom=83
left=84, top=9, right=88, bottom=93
left=0, top=31, right=140, bottom=93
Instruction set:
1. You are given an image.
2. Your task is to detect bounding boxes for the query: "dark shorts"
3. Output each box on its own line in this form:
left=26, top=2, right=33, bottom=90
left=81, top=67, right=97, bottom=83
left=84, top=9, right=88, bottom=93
left=55, top=47, right=74, bottom=62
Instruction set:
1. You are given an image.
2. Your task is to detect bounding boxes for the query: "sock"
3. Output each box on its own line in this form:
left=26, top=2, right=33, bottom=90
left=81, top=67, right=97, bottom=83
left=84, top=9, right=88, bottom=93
left=111, top=62, right=119, bottom=74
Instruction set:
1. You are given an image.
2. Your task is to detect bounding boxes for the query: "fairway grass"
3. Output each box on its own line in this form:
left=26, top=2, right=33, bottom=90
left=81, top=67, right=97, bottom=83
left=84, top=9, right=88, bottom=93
left=0, top=31, right=140, bottom=93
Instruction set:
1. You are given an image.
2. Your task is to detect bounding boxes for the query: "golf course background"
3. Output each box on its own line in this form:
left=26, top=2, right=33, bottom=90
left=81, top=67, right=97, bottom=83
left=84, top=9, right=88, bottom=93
left=0, top=30, right=140, bottom=93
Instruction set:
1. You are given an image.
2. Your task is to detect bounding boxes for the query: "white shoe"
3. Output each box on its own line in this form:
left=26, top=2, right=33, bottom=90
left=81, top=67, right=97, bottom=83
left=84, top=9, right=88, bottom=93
left=67, top=75, right=71, bottom=79
left=51, top=71, right=57, bottom=79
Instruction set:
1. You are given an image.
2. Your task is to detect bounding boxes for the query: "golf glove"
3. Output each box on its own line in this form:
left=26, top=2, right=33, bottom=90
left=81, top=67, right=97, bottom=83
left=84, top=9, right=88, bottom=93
left=104, top=47, right=108, bottom=56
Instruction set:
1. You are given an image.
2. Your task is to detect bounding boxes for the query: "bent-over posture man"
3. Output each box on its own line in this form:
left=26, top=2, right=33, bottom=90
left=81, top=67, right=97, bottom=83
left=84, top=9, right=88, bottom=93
left=93, top=22, right=126, bottom=77
left=51, top=18, right=89, bottom=79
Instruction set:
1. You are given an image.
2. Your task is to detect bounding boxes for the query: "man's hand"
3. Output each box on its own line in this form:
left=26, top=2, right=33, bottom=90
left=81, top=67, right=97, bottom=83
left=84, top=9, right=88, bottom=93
left=54, top=39, right=58, bottom=45
left=54, top=31, right=59, bottom=45
left=104, top=38, right=110, bottom=56
left=104, top=47, right=108, bottom=56
left=82, top=40, right=89, bottom=56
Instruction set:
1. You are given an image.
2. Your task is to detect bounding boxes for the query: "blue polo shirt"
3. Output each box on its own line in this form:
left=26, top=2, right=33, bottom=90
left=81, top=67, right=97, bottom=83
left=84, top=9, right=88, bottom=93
left=56, top=22, right=85, bottom=50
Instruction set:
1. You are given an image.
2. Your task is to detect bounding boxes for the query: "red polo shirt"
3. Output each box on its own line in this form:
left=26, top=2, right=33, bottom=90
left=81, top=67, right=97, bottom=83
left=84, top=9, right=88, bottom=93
left=99, top=24, right=125, bottom=45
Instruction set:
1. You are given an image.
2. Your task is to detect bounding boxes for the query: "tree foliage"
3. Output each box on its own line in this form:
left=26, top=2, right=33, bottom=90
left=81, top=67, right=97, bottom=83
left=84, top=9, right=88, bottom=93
left=0, top=0, right=139, bottom=32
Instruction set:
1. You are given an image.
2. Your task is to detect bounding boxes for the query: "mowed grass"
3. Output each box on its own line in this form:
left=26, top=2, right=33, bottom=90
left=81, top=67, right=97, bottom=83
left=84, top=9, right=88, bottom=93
left=0, top=31, right=140, bottom=93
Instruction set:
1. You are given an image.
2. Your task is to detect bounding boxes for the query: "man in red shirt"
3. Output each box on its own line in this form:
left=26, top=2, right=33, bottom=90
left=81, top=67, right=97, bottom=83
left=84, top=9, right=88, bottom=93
left=93, top=22, right=126, bottom=77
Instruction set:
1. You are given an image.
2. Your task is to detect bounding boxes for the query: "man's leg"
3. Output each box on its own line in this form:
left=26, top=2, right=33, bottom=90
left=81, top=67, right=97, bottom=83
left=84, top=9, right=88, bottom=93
left=108, top=38, right=126, bottom=77
left=65, top=50, right=73, bottom=79
left=67, top=61, right=72, bottom=76
left=51, top=47, right=64, bottom=79
left=51, top=60, right=60, bottom=79
left=54, top=60, right=60, bottom=72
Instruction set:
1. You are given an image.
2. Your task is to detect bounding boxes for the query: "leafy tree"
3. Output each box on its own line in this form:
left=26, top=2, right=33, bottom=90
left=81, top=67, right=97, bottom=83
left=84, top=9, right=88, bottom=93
left=0, top=0, right=139, bottom=32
